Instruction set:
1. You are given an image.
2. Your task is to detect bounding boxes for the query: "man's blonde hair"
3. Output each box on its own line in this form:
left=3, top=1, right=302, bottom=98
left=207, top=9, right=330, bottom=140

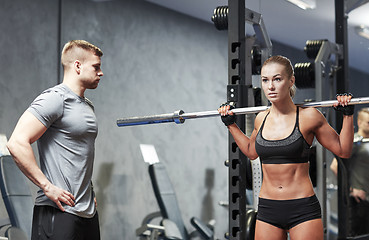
left=61, top=40, right=103, bottom=68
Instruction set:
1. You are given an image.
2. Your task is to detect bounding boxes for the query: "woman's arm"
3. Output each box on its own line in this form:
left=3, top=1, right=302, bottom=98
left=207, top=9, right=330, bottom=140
left=218, top=104, right=260, bottom=159
left=227, top=123, right=259, bottom=159
left=309, top=107, right=354, bottom=159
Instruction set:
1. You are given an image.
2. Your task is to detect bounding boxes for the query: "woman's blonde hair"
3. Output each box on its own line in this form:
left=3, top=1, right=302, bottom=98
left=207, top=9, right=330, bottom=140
left=262, top=55, right=296, bottom=98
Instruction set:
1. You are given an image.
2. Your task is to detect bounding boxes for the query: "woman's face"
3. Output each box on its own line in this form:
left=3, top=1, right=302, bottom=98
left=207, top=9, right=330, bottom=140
left=261, top=62, right=294, bottom=103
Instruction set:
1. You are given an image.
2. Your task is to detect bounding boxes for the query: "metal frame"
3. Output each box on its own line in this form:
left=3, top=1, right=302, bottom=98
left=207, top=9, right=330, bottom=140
left=227, top=1, right=247, bottom=239
left=311, top=40, right=342, bottom=240
left=334, top=1, right=369, bottom=239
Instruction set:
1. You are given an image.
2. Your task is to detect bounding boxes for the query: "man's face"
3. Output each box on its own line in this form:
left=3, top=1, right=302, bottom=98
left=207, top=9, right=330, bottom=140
left=358, top=112, right=369, bottom=136
left=80, top=53, right=103, bottom=89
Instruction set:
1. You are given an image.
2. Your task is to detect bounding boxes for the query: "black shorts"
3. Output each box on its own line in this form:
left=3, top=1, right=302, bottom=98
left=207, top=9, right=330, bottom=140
left=31, top=205, right=100, bottom=240
left=257, top=195, right=322, bottom=230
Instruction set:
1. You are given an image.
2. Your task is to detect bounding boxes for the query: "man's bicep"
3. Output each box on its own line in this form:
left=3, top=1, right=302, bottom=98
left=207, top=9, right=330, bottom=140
left=12, top=111, right=48, bottom=144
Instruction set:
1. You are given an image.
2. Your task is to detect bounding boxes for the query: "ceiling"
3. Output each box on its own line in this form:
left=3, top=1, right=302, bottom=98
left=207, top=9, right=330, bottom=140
left=146, top=0, right=369, bottom=74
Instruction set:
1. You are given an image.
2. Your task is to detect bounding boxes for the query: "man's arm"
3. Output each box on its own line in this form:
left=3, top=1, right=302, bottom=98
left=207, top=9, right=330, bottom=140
left=7, top=111, right=75, bottom=211
left=330, top=158, right=338, bottom=176
left=331, top=157, right=366, bottom=202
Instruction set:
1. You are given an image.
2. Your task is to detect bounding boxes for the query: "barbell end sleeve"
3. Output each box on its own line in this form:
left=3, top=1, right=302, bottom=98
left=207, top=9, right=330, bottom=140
left=116, top=110, right=186, bottom=127
left=116, top=113, right=176, bottom=127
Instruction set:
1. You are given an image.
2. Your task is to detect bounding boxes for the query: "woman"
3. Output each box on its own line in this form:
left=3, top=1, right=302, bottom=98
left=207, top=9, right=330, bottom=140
left=218, top=55, right=354, bottom=240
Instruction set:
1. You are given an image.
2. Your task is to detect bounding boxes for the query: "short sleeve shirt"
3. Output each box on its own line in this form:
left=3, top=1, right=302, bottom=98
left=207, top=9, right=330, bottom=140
left=27, top=84, right=98, bottom=218
left=350, top=133, right=369, bottom=194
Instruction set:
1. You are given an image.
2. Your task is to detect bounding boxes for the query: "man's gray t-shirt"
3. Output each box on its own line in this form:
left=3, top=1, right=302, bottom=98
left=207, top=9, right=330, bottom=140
left=27, top=84, right=98, bottom=218
left=350, top=133, right=369, bottom=196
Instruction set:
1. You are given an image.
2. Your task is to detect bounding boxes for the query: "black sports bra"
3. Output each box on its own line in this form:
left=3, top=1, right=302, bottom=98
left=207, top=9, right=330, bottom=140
left=255, top=107, right=311, bottom=164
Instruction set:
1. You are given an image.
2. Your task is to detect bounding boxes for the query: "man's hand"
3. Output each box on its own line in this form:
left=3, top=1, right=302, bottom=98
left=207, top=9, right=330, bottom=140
left=43, top=183, right=75, bottom=211
left=351, top=188, right=366, bottom=203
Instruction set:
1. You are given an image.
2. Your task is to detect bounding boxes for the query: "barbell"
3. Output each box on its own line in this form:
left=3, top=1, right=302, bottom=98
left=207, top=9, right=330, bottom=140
left=116, top=97, right=369, bottom=127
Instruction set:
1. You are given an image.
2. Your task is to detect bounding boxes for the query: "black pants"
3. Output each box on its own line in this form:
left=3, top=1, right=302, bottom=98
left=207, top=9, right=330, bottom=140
left=31, top=205, right=100, bottom=240
left=349, top=198, right=369, bottom=236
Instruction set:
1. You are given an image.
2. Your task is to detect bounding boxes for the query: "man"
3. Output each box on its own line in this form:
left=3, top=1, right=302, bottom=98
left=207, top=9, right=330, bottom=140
left=330, top=107, right=369, bottom=236
left=6, top=40, right=103, bottom=240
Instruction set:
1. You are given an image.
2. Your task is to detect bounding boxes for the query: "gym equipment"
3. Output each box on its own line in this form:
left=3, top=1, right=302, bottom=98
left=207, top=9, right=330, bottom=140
left=0, top=155, right=32, bottom=240
left=212, top=3, right=272, bottom=239
left=117, top=97, right=369, bottom=127
left=136, top=162, right=214, bottom=240
left=211, top=6, right=228, bottom=30
left=295, top=38, right=344, bottom=238
left=295, top=40, right=342, bottom=89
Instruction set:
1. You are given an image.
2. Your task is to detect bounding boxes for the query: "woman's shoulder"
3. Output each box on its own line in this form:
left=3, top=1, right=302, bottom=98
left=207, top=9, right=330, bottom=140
left=254, top=109, right=269, bottom=128
left=255, top=109, right=270, bottom=120
left=299, top=106, right=323, bottom=115
left=299, top=107, right=326, bottom=125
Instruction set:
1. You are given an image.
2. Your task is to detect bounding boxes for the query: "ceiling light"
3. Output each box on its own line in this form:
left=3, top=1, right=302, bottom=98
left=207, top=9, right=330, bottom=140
left=286, top=0, right=316, bottom=10
left=355, top=25, right=369, bottom=40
